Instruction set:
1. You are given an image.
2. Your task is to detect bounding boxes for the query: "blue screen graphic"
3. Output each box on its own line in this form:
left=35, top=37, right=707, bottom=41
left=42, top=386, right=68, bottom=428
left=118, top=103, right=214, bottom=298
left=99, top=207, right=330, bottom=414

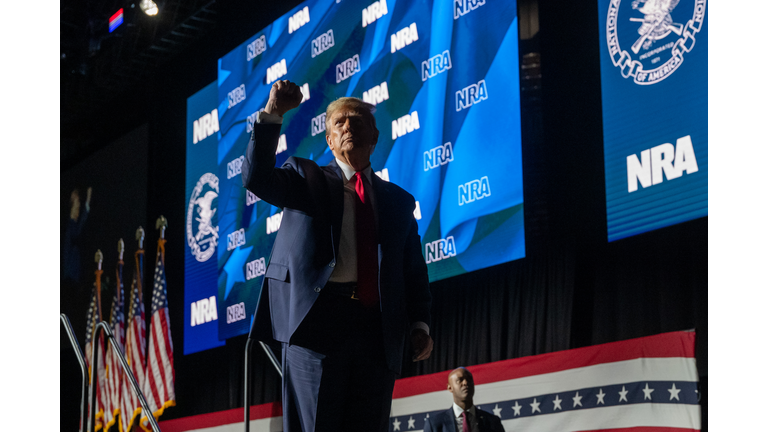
left=184, top=82, right=226, bottom=354
left=212, top=0, right=525, bottom=340
left=598, top=0, right=708, bottom=242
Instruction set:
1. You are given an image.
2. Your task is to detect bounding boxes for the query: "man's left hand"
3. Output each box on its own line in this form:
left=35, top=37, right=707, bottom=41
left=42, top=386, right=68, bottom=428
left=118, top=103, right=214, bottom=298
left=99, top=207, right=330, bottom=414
left=411, top=329, right=433, bottom=362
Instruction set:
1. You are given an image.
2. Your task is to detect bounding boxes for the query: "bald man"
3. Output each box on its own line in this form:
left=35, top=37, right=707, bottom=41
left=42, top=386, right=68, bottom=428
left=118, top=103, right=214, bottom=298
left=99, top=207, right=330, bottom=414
left=424, top=368, right=504, bottom=432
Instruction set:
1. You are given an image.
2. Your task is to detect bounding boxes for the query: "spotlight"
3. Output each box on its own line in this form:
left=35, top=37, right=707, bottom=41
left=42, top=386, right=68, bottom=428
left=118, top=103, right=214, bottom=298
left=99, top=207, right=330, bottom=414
left=139, top=0, right=159, bottom=16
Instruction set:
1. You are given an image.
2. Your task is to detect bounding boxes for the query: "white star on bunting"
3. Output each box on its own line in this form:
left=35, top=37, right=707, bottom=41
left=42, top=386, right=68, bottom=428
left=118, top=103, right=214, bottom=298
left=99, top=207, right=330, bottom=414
left=596, top=389, right=606, bottom=405
left=668, top=383, right=681, bottom=401
left=407, top=416, right=415, bottom=429
left=642, top=383, right=655, bottom=400
left=392, top=418, right=401, bottom=431
left=572, top=391, right=583, bottom=408
left=618, top=385, right=629, bottom=402
left=552, top=395, right=562, bottom=411
left=530, top=398, right=541, bottom=414
left=492, top=404, right=502, bottom=417
left=511, top=401, right=522, bottom=416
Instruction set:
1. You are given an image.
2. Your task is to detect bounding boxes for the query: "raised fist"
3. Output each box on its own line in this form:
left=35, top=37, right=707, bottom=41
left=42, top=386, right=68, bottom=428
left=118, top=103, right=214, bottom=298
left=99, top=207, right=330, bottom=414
left=264, top=80, right=304, bottom=117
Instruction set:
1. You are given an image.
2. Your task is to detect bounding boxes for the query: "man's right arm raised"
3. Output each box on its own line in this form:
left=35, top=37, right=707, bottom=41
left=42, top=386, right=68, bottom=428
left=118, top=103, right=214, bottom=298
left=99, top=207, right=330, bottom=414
left=241, top=80, right=306, bottom=209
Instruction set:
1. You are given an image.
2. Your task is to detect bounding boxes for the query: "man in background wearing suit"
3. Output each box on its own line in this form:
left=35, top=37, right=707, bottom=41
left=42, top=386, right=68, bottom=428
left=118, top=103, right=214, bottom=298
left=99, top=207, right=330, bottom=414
left=242, top=80, right=433, bottom=432
left=424, top=367, right=505, bottom=432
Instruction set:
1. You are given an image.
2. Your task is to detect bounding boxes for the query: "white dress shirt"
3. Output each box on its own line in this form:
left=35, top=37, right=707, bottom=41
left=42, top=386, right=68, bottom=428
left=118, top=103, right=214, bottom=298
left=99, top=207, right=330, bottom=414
left=452, top=403, right=479, bottom=432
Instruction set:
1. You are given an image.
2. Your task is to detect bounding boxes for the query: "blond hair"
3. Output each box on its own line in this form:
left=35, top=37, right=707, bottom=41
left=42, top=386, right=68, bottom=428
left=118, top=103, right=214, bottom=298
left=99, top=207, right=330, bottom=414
left=324, top=97, right=377, bottom=137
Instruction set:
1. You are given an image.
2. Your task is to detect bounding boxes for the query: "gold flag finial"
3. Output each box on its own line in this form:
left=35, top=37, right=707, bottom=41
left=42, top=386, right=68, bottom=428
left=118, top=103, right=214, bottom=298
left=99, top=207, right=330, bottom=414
left=136, top=226, right=145, bottom=249
left=156, top=215, right=168, bottom=239
left=95, top=249, right=103, bottom=270
left=118, top=238, right=125, bottom=260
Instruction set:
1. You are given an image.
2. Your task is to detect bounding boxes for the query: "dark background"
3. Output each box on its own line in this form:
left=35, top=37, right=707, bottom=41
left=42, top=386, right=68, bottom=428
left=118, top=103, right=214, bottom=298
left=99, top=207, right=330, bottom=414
left=60, top=0, right=706, bottom=430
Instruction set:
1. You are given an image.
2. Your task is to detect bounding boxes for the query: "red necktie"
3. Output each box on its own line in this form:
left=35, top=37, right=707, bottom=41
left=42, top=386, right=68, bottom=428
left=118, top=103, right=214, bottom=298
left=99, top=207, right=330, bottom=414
left=461, top=411, right=470, bottom=432
left=353, top=172, right=379, bottom=307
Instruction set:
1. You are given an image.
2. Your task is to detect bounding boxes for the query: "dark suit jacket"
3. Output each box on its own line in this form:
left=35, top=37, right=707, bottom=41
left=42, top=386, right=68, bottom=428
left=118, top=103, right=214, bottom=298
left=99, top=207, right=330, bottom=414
left=242, top=122, right=431, bottom=374
left=424, top=407, right=505, bottom=432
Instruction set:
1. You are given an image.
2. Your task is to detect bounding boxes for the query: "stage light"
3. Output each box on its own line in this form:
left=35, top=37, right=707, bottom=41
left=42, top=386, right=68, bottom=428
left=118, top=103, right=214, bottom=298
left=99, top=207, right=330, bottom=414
left=139, top=0, right=159, bottom=16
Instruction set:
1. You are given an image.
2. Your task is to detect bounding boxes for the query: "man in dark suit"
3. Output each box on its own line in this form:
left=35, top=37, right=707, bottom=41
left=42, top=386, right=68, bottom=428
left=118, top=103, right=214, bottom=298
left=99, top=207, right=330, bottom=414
left=424, top=368, right=505, bottom=432
left=242, top=80, right=433, bottom=432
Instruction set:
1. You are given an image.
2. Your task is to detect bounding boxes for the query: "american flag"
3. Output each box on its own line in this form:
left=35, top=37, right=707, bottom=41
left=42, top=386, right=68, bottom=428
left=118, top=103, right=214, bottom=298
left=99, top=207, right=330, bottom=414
left=84, top=282, right=110, bottom=431
left=121, top=270, right=147, bottom=432
left=389, top=331, right=701, bottom=432
left=104, top=261, right=126, bottom=431
left=141, top=252, right=176, bottom=429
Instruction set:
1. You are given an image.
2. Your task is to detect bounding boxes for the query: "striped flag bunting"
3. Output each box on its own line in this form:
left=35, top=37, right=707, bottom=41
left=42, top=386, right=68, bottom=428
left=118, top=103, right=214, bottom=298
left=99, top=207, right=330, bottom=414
left=140, top=250, right=176, bottom=429
left=140, top=330, right=700, bottom=432
left=389, top=330, right=700, bottom=432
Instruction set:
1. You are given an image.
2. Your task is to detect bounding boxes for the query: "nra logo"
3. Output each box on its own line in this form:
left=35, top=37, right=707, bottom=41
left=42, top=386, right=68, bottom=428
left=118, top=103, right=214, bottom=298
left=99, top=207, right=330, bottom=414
left=300, top=83, right=310, bottom=103
left=312, top=113, right=327, bottom=137
left=392, top=111, right=420, bottom=140
left=627, top=135, right=699, bottom=193
left=459, top=176, right=491, bottom=206
left=276, top=134, right=288, bottom=155
left=454, top=0, right=486, bottom=19
left=246, top=190, right=260, bottom=206
left=424, top=142, right=454, bottom=171
left=362, top=81, right=389, bottom=106
left=227, top=155, right=245, bottom=180
left=227, top=228, right=246, bottom=251
left=267, top=211, right=283, bottom=235
left=391, top=23, right=419, bottom=53
left=456, top=80, right=488, bottom=112
left=190, top=296, right=218, bottom=327
left=375, top=168, right=389, bottom=182
left=228, top=84, right=246, bottom=109
left=246, top=257, right=266, bottom=280
left=193, top=108, right=219, bottom=144
left=336, top=55, right=361, bottom=83
left=362, top=0, right=388, bottom=27
left=312, top=29, right=335, bottom=58
left=226, top=302, right=246, bottom=324
left=422, top=50, right=452, bottom=81
left=246, top=109, right=264, bottom=134
left=247, top=35, right=267, bottom=61
left=425, top=236, right=457, bottom=264
left=288, top=6, right=310, bottom=34
left=266, top=59, right=288, bottom=84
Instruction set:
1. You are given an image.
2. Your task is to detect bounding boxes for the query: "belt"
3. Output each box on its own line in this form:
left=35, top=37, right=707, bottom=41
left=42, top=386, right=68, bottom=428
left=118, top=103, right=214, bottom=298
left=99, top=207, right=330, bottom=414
left=323, top=281, right=359, bottom=300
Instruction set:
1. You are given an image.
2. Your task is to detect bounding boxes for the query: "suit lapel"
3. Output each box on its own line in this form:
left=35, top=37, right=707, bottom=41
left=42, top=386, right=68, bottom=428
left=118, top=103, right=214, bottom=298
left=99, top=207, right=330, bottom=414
left=324, top=159, right=344, bottom=255
left=370, top=171, right=388, bottom=243
left=443, top=408, right=456, bottom=432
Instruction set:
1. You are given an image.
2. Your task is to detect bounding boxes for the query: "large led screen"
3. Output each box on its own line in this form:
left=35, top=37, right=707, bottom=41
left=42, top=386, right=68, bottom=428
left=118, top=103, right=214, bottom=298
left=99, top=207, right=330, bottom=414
left=184, top=82, right=225, bottom=354
left=215, top=0, right=525, bottom=339
left=598, top=0, right=708, bottom=242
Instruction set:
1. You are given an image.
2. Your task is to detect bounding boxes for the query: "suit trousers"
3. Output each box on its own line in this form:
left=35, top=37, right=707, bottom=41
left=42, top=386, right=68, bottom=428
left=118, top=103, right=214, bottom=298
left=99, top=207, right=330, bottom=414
left=281, top=290, right=396, bottom=432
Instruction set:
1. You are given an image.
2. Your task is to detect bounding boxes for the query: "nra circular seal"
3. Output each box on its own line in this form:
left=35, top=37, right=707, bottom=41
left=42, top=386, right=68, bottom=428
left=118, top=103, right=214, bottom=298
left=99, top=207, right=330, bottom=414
left=606, top=0, right=706, bottom=85
left=187, top=173, right=220, bottom=262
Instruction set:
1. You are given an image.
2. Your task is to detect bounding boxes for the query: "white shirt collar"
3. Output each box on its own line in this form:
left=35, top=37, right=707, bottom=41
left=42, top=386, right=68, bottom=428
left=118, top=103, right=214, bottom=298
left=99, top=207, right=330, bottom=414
left=452, top=402, right=476, bottom=419
left=335, top=158, right=373, bottom=184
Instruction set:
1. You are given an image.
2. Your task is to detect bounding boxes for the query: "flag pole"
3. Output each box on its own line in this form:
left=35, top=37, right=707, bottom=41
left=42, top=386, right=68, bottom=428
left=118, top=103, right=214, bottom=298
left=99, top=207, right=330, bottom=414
left=135, top=227, right=145, bottom=300
left=117, top=239, right=124, bottom=305
left=89, top=249, right=104, bottom=432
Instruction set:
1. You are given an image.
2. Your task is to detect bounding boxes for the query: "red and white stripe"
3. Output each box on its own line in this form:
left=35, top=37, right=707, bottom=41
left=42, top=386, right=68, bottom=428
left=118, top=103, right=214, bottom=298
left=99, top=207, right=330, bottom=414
left=121, top=296, right=146, bottom=432
left=390, top=331, right=700, bottom=432
left=104, top=322, right=123, bottom=430
left=141, top=302, right=176, bottom=427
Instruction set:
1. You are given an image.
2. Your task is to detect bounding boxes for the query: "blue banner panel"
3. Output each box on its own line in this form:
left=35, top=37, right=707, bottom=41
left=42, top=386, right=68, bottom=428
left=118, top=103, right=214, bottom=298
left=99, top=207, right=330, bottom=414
left=598, top=0, right=708, bottom=242
left=215, top=0, right=525, bottom=340
left=184, top=82, right=226, bottom=354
